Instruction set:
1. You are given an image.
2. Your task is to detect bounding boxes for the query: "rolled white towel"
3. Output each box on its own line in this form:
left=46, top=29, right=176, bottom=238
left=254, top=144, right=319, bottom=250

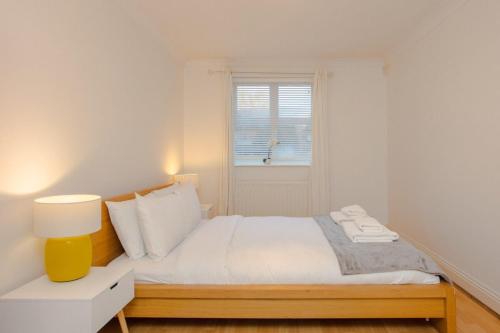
left=330, top=211, right=354, bottom=224
left=353, top=216, right=383, bottom=232
left=341, top=222, right=399, bottom=243
left=341, top=204, right=367, bottom=217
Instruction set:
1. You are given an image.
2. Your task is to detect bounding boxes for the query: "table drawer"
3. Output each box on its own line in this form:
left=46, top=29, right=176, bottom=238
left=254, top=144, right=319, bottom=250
left=91, top=269, right=134, bottom=331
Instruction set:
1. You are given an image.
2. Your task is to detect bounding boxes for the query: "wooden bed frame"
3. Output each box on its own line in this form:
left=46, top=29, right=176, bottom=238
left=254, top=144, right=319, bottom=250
left=91, top=183, right=456, bottom=333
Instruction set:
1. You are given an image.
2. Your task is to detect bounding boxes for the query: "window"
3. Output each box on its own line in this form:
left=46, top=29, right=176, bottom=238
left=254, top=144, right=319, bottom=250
left=233, top=82, right=312, bottom=166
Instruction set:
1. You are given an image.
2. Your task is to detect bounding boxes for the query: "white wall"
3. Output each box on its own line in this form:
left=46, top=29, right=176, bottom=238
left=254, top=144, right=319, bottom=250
left=0, top=0, right=184, bottom=295
left=328, top=62, right=388, bottom=223
left=183, top=61, right=226, bottom=210
left=183, top=60, right=387, bottom=222
left=387, top=0, right=500, bottom=312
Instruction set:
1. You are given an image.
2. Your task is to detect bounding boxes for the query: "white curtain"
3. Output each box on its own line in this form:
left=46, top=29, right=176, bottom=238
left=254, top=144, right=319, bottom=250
left=218, top=70, right=234, bottom=215
left=310, top=69, right=331, bottom=215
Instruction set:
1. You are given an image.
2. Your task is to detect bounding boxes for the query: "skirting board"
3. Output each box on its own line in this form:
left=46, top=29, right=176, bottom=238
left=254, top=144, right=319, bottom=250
left=392, top=227, right=500, bottom=314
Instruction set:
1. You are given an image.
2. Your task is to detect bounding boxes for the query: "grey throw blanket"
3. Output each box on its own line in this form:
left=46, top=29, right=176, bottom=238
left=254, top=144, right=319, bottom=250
left=314, top=216, right=450, bottom=282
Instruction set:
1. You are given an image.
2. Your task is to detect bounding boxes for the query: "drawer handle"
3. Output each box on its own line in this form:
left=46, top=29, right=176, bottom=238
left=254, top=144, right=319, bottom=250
left=110, top=282, right=119, bottom=290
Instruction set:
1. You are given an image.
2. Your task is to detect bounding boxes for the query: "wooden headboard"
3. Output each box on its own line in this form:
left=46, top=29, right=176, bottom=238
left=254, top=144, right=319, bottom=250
left=91, top=182, right=175, bottom=266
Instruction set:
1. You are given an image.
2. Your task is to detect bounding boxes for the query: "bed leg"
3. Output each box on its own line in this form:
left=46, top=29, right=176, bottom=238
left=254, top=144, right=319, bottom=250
left=432, top=285, right=456, bottom=333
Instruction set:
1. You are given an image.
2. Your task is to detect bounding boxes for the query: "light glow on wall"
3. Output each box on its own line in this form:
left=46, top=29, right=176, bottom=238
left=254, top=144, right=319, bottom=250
left=0, top=149, right=75, bottom=196
left=163, top=145, right=182, bottom=176
left=0, top=120, right=79, bottom=196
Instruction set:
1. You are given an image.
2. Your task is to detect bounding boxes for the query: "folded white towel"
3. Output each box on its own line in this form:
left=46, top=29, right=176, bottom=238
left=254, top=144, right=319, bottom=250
left=330, top=211, right=354, bottom=224
left=353, top=216, right=383, bottom=232
left=341, top=204, right=367, bottom=217
left=341, top=222, right=399, bottom=243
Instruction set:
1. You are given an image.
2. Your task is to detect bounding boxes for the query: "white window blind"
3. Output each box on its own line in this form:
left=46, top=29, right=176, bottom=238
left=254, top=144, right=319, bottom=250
left=233, top=82, right=312, bottom=166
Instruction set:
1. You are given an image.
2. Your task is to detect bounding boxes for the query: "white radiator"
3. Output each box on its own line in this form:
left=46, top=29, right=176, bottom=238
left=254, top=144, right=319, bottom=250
left=233, top=180, right=310, bottom=217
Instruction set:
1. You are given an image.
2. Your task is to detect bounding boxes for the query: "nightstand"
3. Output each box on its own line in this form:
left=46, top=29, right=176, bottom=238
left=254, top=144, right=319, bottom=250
left=201, top=203, right=215, bottom=219
left=0, top=266, right=134, bottom=333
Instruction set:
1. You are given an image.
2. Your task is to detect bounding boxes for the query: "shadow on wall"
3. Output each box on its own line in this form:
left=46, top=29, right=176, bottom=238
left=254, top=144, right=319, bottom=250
left=0, top=196, right=45, bottom=296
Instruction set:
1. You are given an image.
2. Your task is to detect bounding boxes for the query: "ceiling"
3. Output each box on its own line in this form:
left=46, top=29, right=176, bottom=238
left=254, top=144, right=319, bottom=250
left=120, top=0, right=448, bottom=60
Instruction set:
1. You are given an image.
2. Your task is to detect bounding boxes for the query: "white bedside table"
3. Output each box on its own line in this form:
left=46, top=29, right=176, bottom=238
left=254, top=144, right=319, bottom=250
left=0, top=266, right=134, bottom=333
left=201, top=203, right=215, bottom=219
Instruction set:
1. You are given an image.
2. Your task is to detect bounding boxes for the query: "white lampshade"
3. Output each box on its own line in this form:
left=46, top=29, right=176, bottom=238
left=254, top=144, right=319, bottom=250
left=33, top=195, right=102, bottom=238
left=173, top=173, right=199, bottom=189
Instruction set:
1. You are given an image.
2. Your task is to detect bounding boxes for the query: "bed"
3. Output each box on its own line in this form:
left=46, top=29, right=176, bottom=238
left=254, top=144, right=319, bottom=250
left=91, top=183, right=456, bottom=333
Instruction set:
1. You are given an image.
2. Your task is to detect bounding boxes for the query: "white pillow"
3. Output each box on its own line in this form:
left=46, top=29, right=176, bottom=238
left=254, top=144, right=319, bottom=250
left=135, top=192, right=186, bottom=259
left=105, top=199, right=146, bottom=259
left=173, top=183, right=202, bottom=233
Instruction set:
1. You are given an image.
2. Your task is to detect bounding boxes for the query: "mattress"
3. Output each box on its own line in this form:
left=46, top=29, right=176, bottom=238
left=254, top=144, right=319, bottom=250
left=108, top=215, right=440, bottom=285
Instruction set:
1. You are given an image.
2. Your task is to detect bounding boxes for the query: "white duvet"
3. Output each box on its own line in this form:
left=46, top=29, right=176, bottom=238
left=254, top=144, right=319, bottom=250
left=109, top=215, right=440, bottom=285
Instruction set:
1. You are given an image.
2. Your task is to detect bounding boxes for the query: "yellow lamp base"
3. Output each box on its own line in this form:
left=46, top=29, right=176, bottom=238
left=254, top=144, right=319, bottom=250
left=45, top=235, right=92, bottom=282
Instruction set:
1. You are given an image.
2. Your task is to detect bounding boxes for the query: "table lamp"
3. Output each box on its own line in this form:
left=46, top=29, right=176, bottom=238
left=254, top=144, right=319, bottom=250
left=173, top=173, right=199, bottom=190
left=33, top=194, right=101, bottom=282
